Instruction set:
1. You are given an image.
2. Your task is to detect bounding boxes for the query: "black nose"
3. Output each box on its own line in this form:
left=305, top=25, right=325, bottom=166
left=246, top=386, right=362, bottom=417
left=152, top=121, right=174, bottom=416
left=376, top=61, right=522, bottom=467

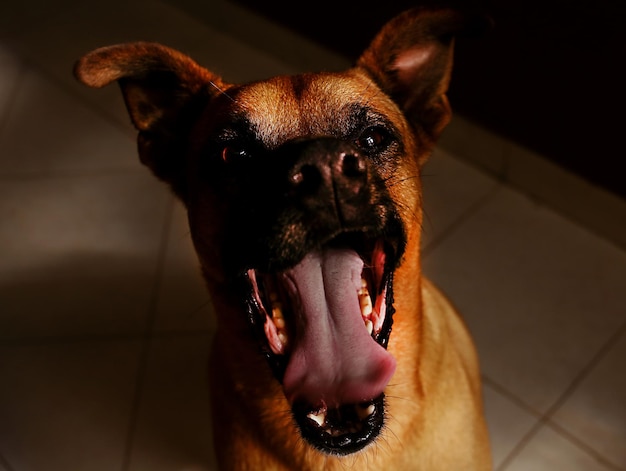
left=285, top=138, right=369, bottom=219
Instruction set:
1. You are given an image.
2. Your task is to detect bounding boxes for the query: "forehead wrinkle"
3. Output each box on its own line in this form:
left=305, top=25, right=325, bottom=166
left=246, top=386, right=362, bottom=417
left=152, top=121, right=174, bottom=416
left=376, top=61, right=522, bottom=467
left=233, top=72, right=407, bottom=146
left=236, top=76, right=301, bottom=147
left=300, top=73, right=404, bottom=135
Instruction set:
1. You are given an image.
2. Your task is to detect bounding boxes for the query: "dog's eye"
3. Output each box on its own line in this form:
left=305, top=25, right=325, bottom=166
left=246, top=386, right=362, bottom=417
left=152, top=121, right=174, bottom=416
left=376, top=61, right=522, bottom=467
left=221, top=144, right=251, bottom=163
left=356, top=126, right=391, bottom=151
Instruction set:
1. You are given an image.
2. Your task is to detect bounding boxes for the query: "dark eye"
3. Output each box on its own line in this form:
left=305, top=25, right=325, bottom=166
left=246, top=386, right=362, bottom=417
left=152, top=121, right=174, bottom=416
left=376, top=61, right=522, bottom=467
left=356, top=126, right=391, bottom=151
left=221, top=144, right=251, bottom=164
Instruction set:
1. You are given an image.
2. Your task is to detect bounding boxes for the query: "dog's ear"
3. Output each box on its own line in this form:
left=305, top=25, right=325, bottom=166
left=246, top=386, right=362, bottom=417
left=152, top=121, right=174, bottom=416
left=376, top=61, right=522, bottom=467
left=357, top=7, right=488, bottom=145
left=74, top=42, right=227, bottom=199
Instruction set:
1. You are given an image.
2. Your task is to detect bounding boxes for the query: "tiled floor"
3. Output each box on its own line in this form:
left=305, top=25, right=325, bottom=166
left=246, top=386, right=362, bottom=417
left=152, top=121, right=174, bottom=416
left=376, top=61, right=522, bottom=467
left=0, top=1, right=624, bottom=470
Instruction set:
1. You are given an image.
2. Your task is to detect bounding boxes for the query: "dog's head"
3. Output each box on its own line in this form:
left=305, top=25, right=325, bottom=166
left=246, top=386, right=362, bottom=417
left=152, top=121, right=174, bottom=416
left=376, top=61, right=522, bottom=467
left=75, top=6, right=480, bottom=455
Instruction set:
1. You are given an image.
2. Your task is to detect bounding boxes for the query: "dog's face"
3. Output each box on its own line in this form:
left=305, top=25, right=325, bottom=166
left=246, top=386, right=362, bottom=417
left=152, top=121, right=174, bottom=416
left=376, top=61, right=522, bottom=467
left=190, top=72, right=414, bottom=276
left=189, top=72, right=414, bottom=454
left=75, top=7, right=479, bottom=455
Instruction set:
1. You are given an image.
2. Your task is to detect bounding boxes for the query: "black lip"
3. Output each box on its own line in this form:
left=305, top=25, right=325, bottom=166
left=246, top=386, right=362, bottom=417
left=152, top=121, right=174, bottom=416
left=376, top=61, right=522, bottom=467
left=292, top=395, right=387, bottom=455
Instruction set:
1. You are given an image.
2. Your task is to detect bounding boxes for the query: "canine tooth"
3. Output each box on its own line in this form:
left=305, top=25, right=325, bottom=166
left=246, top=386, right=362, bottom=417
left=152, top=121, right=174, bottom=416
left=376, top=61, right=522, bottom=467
left=364, top=319, right=374, bottom=335
left=278, top=332, right=288, bottom=346
left=272, top=302, right=285, bottom=327
left=359, top=293, right=373, bottom=317
left=358, top=277, right=368, bottom=295
left=307, top=411, right=326, bottom=427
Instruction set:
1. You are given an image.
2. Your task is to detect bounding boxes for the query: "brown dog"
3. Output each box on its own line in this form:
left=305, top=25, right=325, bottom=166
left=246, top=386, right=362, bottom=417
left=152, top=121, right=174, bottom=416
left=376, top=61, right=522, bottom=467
left=75, top=6, right=491, bottom=470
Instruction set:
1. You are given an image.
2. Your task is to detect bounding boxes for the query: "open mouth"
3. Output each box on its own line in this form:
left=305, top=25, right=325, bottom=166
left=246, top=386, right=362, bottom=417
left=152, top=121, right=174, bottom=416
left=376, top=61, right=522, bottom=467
left=241, top=233, right=399, bottom=455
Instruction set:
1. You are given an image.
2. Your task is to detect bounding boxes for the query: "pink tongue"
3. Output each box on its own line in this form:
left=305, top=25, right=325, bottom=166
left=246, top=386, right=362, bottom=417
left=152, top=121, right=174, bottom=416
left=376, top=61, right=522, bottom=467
left=282, top=248, right=396, bottom=407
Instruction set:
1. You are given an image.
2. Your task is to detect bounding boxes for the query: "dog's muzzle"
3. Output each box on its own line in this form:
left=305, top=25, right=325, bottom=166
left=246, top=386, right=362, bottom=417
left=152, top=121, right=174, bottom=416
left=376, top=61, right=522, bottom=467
left=218, top=137, right=406, bottom=455
left=285, top=138, right=370, bottom=226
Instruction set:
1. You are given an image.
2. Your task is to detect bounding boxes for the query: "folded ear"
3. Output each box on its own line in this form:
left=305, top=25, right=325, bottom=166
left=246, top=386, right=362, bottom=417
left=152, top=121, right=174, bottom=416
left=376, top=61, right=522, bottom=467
left=357, top=7, right=489, bottom=145
left=74, top=42, right=228, bottom=199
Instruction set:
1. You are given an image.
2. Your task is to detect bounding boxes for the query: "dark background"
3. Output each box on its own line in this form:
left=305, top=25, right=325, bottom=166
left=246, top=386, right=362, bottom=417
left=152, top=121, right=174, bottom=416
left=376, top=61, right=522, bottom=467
left=235, top=0, right=626, bottom=199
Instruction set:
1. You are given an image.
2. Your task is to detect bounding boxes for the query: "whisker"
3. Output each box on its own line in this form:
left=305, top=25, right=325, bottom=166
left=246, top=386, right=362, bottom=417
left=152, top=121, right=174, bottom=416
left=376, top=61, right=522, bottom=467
left=380, top=413, right=403, bottom=451
left=385, top=174, right=421, bottom=187
left=209, top=79, right=235, bottom=103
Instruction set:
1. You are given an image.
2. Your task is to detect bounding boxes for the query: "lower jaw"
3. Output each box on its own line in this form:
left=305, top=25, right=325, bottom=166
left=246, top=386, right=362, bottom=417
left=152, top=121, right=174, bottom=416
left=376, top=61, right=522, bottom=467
left=292, top=394, right=386, bottom=455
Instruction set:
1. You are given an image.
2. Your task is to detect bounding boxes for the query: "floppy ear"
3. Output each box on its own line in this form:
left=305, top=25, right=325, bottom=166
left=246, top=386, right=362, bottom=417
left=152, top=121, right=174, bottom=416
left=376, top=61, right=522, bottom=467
left=357, top=7, right=488, bottom=145
left=74, top=42, right=227, bottom=200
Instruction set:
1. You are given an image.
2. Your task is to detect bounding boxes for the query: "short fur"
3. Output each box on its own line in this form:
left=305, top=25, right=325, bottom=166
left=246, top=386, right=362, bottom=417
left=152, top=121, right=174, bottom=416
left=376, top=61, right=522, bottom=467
left=75, top=6, right=492, bottom=470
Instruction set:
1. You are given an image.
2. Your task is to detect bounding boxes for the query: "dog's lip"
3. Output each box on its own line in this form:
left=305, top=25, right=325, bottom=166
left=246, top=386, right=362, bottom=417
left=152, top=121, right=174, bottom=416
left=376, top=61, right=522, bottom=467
left=292, top=395, right=386, bottom=455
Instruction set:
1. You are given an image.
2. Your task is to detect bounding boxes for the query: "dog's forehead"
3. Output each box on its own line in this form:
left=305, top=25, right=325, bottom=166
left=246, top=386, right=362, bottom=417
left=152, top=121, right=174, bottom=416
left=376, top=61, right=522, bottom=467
left=229, top=72, right=402, bottom=146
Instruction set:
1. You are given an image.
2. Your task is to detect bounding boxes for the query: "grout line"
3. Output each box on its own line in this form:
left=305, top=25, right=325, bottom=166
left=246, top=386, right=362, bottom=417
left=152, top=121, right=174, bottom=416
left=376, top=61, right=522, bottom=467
left=495, top=419, right=543, bottom=471
left=0, top=54, right=26, bottom=137
left=496, top=321, right=626, bottom=470
left=498, top=139, right=512, bottom=182
left=0, top=0, right=83, bottom=41
left=479, top=376, right=546, bottom=471
left=0, top=329, right=213, bottom=348
left=540, top=319, right=626, bottom=421
left=421, top=183, right=501, bottom=257
left=481, top=376, right=543, bottom=419
left=0, top=166, right=144, bottom=182
left=120, top=196, right=175, bottom=471
left=545, top=421, right=624, bottom=471
left=2, top=45, right=136, bottom=140
left=0, top=451, right=16, bottom=471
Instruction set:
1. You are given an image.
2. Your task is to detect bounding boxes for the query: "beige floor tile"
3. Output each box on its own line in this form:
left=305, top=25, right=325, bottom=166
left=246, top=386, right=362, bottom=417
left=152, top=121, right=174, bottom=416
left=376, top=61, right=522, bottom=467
left=0, top=0, right=81, bottom=37
left=551, top=331, right=626, bottom=468
left=153, top=201, right=215, bottom=333
left=0, top=65, right=137, bottom=176
left=1, top=0, right=624, bottom=468
left=127, top=334, right=215, bottom=471
left=163, top=0, right=349, bottom=74
left=11, top=0, right=209, bottom=66
left=422, top=185, right=626, bottom=413
left=0, top=340, right=142, bottom=471
left=9, top=0, right=294, bottom=129
left=182, top=36, right=295, bottom=85
left=438, top=113, right=509, bottom=178
left=507, top=142, right=626, bottom=251
left=482, top=383, right=539, bottom=468
left=421, top=147, right=499, bottom=250
left=0, top=45, right=23, bottom=124
left=504, top=425, right=615, bottom=471
left=0, top=173, right=170, bottom=339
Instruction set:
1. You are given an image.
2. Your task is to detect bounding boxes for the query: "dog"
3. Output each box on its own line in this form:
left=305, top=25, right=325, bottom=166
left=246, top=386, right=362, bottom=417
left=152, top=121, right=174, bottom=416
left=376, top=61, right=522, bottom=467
left=74, top=6, right=492, bottom=470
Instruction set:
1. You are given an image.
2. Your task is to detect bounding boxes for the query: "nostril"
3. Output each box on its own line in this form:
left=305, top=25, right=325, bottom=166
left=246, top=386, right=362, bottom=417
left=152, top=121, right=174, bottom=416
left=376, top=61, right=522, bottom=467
left=290, top=164, right=322, bottom=194
left=341, top=153, right=366, bottom=177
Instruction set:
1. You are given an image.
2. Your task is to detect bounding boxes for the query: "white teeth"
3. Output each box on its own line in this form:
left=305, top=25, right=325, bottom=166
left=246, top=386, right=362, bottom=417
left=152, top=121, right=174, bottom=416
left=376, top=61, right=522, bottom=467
left=360, top=293, right=373, bottom=317
left=358, top=278, right=374, bottom=334
left=359, top=277, right=368, bottom=292
left=272, top=302, right=285, bottom=328
left=356, top=403, right=376, bottom=420
left=272, top=301, right=288, bottom=346
left=307, top=410, right=326, bottom=427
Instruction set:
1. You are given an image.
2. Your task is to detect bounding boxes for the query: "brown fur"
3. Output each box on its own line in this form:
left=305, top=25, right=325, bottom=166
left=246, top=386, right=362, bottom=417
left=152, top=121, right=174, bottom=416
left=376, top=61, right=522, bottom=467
left=75, top=6, right=491, bottom=470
